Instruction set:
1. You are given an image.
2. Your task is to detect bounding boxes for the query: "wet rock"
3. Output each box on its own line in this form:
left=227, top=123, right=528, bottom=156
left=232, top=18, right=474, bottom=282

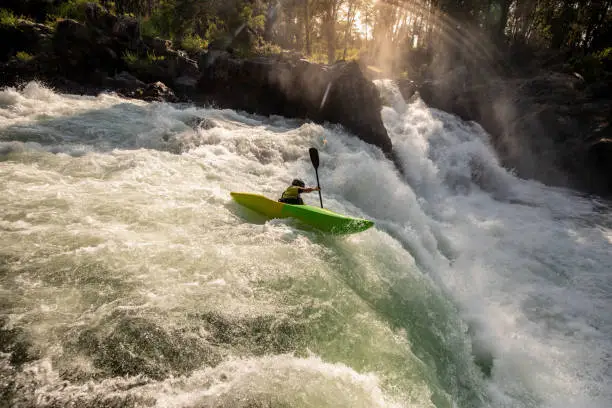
left=174, top=74, right=198, bottom=88
left=115, top=81, right=178, bottom=103
left=324, top=61, right=392, bottom=154
left=145, top=37, right=173, bottom=55
left=584, top=137, right=612, bottom=193
left=52, top=19, right=122, bottom=79
left=141, top=81, right=178, bottom=102
left=396, top=78, right=417, bottom=100
left=188, top=117, right=216, bottom=130
left=0, top=20, right=53, bottom=62
left=197, top=56, right=392, bottom=156
left=106, top=71, right=145, bottom=90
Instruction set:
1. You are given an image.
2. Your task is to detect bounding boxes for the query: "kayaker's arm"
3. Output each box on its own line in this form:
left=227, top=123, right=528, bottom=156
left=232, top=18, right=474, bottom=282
left=300, top=187, right=320, bottom=193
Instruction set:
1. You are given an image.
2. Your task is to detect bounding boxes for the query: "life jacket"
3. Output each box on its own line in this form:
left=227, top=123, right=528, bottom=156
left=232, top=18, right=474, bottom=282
left=280, top=185, right=301, bottom=200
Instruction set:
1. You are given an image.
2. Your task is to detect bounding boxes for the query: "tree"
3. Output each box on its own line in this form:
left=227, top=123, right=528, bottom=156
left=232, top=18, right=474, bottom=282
left=319, top=0, right=344, bottom=63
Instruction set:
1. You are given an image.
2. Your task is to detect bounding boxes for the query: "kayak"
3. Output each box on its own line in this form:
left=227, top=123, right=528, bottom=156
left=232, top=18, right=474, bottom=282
left=230, top=192, right=374, bottom=235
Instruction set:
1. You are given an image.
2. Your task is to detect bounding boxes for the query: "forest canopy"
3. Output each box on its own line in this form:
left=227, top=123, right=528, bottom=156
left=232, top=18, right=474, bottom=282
left=2, top=0, right=611, bottom=76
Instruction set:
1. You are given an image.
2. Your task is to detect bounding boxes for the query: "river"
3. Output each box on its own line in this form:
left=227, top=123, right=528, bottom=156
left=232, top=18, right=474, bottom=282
left=1, top=81, right=611, bottom=408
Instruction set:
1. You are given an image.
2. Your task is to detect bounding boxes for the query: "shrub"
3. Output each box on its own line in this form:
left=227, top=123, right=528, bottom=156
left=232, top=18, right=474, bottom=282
left=146, top=51, right=165, bottom=63
left=122, top=50, right=165, bottom=69
left=0, top=8, right=19, bottom=26
left=595, top=47, right=612, bottom=71
left=570, top=48, right=612, bottom=82
left=336, top=47, right=360, bottom=61
left=253, top=41, right=281, bottom=57
left=181, top=33, right=207, bottom=53
left=53, top=0, right=101, bottom=21
left=140, top=17, right=160, bottom=39
left=122, top=50, right=139, bottom=65
left=16, top=51, right=34, bottom=62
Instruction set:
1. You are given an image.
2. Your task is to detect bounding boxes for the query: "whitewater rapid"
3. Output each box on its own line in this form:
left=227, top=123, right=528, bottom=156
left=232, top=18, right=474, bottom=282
left=0, top=82, right=610, bottom=408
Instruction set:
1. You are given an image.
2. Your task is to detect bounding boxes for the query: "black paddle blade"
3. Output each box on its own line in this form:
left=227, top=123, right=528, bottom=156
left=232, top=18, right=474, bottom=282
left=309, top=148, right=319, bottom=169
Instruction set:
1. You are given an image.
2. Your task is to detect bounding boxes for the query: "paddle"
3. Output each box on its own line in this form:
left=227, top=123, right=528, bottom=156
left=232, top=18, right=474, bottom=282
left=309, top=147, right=324, bottom=208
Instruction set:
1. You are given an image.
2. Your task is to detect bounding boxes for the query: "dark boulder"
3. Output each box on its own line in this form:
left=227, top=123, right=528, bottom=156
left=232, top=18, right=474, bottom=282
left=105, top=71, right=145, bottom=90
left=146, top=37, right=174, bottom=55
left=397, top=79, right=417, bottom=101
left=141, top=81, right=178, bottom=102
left=585, top=138, right=612, bottom=193
left=197, top=56, right=392, bottom=156
left=53, top=19, right=124, bottom=79
left=118, top=81, right=178, bottom=103
left=0, top=21, right=53, bottom=62
left=323, top=62, right=392, bottom=154
left=51, top=4, right=142, bottom=80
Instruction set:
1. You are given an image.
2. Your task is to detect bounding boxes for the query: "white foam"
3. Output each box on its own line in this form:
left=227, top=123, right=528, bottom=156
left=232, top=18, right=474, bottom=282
left=1, top=81, right=611, bottom=408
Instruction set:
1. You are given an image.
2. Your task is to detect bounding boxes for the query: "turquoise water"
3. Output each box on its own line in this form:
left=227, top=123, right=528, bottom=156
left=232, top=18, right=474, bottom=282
left=0, top=82, right=610, bottom=408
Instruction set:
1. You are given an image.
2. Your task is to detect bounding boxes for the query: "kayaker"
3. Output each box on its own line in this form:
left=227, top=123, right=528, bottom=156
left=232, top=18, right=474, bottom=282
left=278, top=179, right=320, bottom=205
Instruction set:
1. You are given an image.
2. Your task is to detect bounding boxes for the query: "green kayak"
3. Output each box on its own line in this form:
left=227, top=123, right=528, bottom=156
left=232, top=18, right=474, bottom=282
left=231, top=192, right=374, bottom=235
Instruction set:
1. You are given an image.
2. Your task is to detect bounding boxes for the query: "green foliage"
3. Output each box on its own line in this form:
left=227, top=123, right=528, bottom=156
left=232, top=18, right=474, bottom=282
left=238, top=5, right=265, bottom=31
left=146, top=0, right=177, bottom=39
left=140, top=17, right=161, bottom=39
left=181, top=33, right=208, bottom=53
left=122, top=50, right=139, bottom=65
left=146, top=51, right=165, bottom=63
left=15, top=51, right=33, bottom=62
left=123, top=50, right=166, bottom=69
left=204, top=21, right=224, bottom=44
left=44, top=15, right=63, bottom=29
left=595, top=48, right=612, bottom=61
left=53, top=0, right=100, bottom=21
left=338, top=47, right=361, bottom=61
left=250, top=14, right=265, bottom=31
left=569, top=48, right=612, bottom=82
left=239, top=5, right=253, bottom=25
left=252, top=41, right=282, bottom=57
left=0, top=8, right=19, bottom=26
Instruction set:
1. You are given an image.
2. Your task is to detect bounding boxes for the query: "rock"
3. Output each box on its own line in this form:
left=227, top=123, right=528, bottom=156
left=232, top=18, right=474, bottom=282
left=173, top=75, right=198, bottom=98
left=116, top=81, right=178, bottom=103
left=199, top=50, right=230, bottom=70
left=197, top=56, right=392, bottom=156
left=125, top=48, right=199, bottom=89
left=175, top=75, right=197, bottom=88
left=0, top=55, right=40, bottom=85
left=323, top=62, right=392, bottom=154
left=396, top=79, right=417, bottom=100
left=584, top=138, right=612, bottom=193
left=141, top=81, right=178, bottom=102
left=0, top=21, right=53, bottom=62
left=106, top=71, right=145, bottom=90
left=53, top=19, right=121, bottom=78
left=146, top=37, right=173, bottom=55
left=166, top=49, right=199, bottom=78
left=83, top=2, right=115, bottom=30
left=51, top=4, right=143, bottom=81
left=188, top=117, right=216, bottom=130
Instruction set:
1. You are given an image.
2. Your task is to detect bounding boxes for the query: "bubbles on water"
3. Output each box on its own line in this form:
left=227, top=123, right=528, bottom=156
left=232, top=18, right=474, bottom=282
left=1, top=81, right=612, bottom=408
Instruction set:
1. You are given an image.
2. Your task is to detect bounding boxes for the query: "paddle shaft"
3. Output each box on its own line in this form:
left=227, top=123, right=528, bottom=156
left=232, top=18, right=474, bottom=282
left=314, top=168, right=323, bottom=208
left=309, top=148, right=324, bottom=208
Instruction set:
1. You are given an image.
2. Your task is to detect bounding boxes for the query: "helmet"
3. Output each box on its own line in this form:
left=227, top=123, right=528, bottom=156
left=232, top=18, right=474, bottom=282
left=291, top=179, right=305, bottom=187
